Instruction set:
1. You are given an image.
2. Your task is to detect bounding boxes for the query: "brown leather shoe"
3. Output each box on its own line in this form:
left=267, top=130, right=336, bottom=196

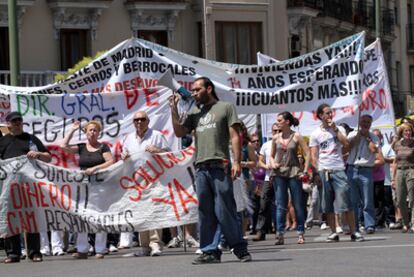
left=72, top=252, right=88, bottom=259
left=252, top=231, right=265, bottom=241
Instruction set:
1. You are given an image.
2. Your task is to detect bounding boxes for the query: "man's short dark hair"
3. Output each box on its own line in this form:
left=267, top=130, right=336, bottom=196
left=194, top=76, right=219, bottom=100
left=316, top=103, right=330, bottom=120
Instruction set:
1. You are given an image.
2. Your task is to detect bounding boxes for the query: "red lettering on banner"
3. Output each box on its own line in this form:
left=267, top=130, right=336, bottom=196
left=292, top=112, right=304, bottom=121
left=7, top=211, right=38, bottom=235
left=152, top=178, right=198, bottom=221
left=359, top=88, right=387, bottom=111
left=341, top=105, right=356, bottom=115
left=0, top=100, right=10, bottom=109
left=8, top=181, right=72, bottom=210
left=10, top=182, right=23, bottom=209
left=49, top=183, right=63, bottom=209
left=48, top=145, right=78, bottom=168
left=143, top=89, right=159, bottom=106
left=153, top=182, right=180, bottom=220
left=124, top=89, right=139, bottom=109
left=118, top=149, right=195, bottom=201
left=173, top=179, right=198, bottom=213
left=60, top=184, right=72, bottom=211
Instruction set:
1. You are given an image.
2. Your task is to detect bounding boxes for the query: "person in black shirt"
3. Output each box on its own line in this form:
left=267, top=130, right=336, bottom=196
left=0, top=112, right=51, bottom=264
left=61, top=120, right=113, bottom=259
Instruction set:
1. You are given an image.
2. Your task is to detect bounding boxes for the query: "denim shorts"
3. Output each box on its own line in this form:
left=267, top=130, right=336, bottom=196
left=318, top=170, right=352, bottom=213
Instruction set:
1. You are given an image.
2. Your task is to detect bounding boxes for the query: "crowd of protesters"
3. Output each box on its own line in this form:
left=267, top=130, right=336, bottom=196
left=1, top=77, right=414, bottom=265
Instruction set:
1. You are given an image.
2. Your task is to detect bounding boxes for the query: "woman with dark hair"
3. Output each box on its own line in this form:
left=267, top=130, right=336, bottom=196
left=270, top=112, right=310, bottom=244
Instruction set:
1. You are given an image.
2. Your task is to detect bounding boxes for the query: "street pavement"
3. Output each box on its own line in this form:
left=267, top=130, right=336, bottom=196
left=1, top=227, right=413, bottom=277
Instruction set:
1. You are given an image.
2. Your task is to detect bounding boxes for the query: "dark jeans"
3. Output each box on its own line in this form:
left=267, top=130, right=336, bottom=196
left=196, top=164, right=247, bottom=256
left=5, top=233, right=41, bottom=260
left=255, top=181, right=275, bottom=234
left=374, top=180, right=385, bottom=226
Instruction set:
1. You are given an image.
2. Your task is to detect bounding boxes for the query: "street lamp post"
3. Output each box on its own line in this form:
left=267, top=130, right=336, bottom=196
left=8, top=0, right=20, bottom=86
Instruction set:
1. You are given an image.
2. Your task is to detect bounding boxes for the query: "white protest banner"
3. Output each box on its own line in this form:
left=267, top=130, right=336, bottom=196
left=1, top=33, right=364, bottom=156
left=9, top=90, right=177, bottom=168
left=259, top=39, right=395, bottom=137
left=0, top=147, right=198, bottom=238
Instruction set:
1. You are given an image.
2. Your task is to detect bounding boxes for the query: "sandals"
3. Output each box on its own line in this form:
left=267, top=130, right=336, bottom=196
left=274, top=235, right=284, bottom=245
left=3, top=257, right=20, bottom=264
left=402, top=226, right=409, bottom=233
left=298, top=234, right=305, bottom=244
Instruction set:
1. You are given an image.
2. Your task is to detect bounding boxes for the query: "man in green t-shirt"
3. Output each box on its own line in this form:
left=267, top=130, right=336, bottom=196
left=170, top=77, right=251, bottom=264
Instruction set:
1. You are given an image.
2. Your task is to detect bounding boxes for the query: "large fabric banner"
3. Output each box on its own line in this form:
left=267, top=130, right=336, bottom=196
left=259, top=39, right=395, bottom=138
left=0, top=147, right=198, bottom=238
left=1, top=32, right=364, bottom=164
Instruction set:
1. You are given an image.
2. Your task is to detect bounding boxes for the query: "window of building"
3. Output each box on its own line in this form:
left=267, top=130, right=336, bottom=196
left=138, top=30, right=168, bottom=47
left=60, top=29, right=90, bottom=71
left=290, top=35, right=301, bottom=58
left=215, top=22, right=262, bottom=64
left=0, top=27, right=9, bottom=71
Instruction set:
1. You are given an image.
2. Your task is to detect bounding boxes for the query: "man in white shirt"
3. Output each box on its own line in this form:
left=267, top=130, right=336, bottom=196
left=347, top=115, right=382, bottom=234
left=309, top=103, right=362, bottom=242
left=122, top=111, right=169, bottom=257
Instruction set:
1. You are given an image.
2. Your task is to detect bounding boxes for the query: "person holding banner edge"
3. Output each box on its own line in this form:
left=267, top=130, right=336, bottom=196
left=309, top=104, right=363, bottom=242
left=121, top=110, right=169, bottom=257
left=169, top=76, right=252, bottom=264
left=61, top=120, right=114, bottom=259
left=0, top=111, right=52, bottom=264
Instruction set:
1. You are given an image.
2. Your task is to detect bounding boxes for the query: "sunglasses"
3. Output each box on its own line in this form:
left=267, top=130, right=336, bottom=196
left=133, top=118, right=147, bottom=123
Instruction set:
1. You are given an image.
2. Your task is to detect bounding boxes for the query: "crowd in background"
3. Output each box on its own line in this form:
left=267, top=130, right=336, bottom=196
left=1, top=101, right=414, bottom=264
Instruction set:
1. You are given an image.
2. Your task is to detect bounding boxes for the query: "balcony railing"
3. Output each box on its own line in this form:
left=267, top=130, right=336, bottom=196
left=408, top=24, right=414, bottom=52
left=0, top=70, right=63, bottom=87
left=288, top=0, right=395, bottom=35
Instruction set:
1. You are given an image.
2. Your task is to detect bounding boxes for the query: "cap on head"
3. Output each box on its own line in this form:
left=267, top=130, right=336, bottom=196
left=6, top=111, right=23, bottom=122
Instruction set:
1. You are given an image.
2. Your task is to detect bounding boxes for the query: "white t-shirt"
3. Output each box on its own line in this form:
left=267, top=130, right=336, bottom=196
left=122, top=128, right=169, bottom=155
left=259, top=140, right=272, bottom=181
left=347, top=131, right=379, bottom=167
left=309, top=126, right=346, bottom=170
left=382, top=144, right=395, bottom=187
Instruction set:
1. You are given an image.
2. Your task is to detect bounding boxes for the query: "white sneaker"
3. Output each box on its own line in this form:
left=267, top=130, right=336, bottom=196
left=109, top=244, right=118, bottom=253
left=150, top=248, right=162, bottom=256
left=186, top=236, right=200, bottom=248
left=195, top=249, right=202, bottom=255
left=53, top=250, right=65, bottom=256
left=167, top=236, right=182, bottom=248
left=336, top=226, right=344, bottom=234
left=320, top=223, right=328, bottom=230
left=40, top=246, right=51, bottom=256
left=21, top=249, right=27, bottom=259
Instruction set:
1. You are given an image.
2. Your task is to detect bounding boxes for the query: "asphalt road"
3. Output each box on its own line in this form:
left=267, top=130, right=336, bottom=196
left=1, top=228, right=413, bottom=277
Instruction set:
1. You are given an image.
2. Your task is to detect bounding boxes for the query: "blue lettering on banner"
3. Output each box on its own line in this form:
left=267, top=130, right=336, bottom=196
left=61, top=93, right=114, bottom=115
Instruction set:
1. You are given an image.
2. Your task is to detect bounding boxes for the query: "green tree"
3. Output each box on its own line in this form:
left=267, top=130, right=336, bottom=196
left=54, top=51, right=107, bottom=82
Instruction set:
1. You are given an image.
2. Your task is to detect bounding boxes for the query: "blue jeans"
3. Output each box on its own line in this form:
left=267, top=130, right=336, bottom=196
left=347, top=166, right=375, bottom=229
left=196, top=165, right=247, bottom=256
left=273, top=176, right=305, bottom=234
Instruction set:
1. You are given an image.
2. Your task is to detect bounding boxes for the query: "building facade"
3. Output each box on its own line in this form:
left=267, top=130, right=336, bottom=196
left=0, top=0, right=413, bottom=116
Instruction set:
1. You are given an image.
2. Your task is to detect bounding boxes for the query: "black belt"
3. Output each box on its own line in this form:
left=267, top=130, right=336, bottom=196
left=397, top=166, right=414, bottom=170
left=196, top=160, right=228, bottom=169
